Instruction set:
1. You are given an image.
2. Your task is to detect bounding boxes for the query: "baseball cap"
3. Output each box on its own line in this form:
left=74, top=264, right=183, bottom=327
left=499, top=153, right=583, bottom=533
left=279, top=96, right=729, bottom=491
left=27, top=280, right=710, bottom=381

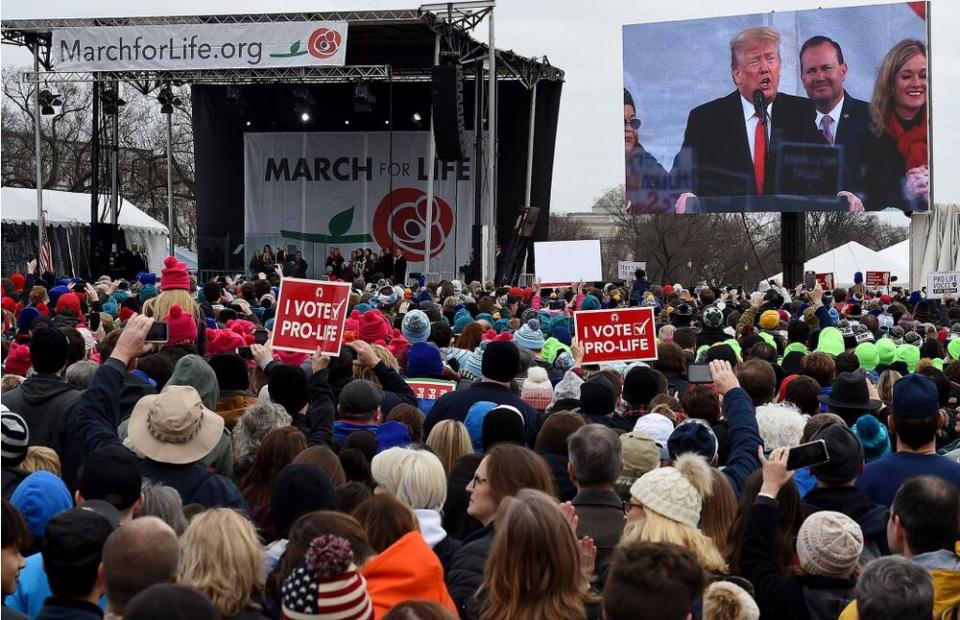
left=77, top=445, right=144, bottom=511
left=339, top=379, right=384, bottom=416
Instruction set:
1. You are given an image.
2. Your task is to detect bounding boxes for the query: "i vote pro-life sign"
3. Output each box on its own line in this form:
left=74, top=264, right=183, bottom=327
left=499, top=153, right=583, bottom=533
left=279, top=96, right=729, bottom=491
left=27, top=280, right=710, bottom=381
left=574, top=307, right=658, bottom=365
left=272, top=278, right=352, bottom=355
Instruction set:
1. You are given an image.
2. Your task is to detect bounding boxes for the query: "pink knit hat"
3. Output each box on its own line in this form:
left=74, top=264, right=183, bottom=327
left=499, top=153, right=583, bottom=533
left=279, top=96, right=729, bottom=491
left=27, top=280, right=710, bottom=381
left=205, top=328, right=250, bottom=356
left=344, top=309, right=361, bottom=334
left=357, top=310, right=390, bottom=343
left=4, top=341, right=32, bottom=376
left=521, top=367, right=555, bottom=412
left=160, top=256, right=191, bottom=291
left=274, top=351, right=309, bottom=367
left=162, top=305, right=197, bottom=346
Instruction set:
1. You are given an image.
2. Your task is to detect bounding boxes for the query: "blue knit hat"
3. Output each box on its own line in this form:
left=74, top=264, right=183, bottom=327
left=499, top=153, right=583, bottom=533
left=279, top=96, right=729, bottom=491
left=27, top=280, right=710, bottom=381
left=453, top=309, right=473, bottom=335
left=475, top=312, right=494, bottom=325
left=376, top=421, right=412, bottom=453
left=139, top=284, right=158, bottom=303
left=462, top=343, right=485, bottom=380
left=17, top=306, right=41, bottom=332
left=514, top=319, right=545, bottom=351
left=581, top=294, right=601, bottom=311
left=138, top=272, right=157, bottom=286
left=47, top=285, right=69, bottom=309
left=406, top=342, right=443, bottom=377
left=356, top=302, right=372, bottom=314
left=401, top=309, right=431, bottom=344
left=444, top=347, right=471, bottom=373
left=852, top=414, right=891, bottom=462
left=465, top=400, right=498, bottom=453
left=493, top=318, right=510, bottom=334
left=552, top=324, right=572, bottom=346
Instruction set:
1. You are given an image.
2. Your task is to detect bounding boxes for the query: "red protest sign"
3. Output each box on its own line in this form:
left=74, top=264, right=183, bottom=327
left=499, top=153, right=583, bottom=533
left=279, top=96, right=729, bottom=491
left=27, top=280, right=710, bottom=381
left=815, top=273, right=835, bottom=290
left=865, top=271, right=890, bottom=287
left=406, top=379, right=457, bottom=401
left=573, top=307, right=658, bottom=364
left=272, top=278, right=352, bottom=355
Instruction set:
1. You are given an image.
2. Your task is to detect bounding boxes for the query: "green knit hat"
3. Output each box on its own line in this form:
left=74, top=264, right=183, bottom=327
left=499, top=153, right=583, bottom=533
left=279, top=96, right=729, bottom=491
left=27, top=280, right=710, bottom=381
left=895, top=344, right=920, bottom=373
left=758, top=331, right=776, bottom=349
left=932, top=358, right=944, bottom=371
left=817, top=327, right=844, bottom=356
left=723, top=339, right=742, bottom=360
left=783, top=342, right=808, bottom=357
left=855, top=342, right=879, bottom=372
left=876, top=338, right=897, bottom=366
left=949, top=338, right=960, bottom=361
left=696, top=344, right=710, bottom=363
left=541, top=337, right=570, bottom=365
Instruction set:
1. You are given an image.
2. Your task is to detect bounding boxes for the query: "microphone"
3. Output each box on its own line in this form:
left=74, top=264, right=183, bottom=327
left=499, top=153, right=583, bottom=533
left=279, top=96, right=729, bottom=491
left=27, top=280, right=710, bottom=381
left=752, top=89, right=766, bottom=122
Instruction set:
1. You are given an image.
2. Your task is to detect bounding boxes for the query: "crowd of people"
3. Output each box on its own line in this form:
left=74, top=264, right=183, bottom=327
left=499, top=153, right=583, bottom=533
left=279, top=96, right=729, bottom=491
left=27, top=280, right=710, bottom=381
left=1, top=256, right=960, bottom=620
left=249, top=245, right=408, bottom=283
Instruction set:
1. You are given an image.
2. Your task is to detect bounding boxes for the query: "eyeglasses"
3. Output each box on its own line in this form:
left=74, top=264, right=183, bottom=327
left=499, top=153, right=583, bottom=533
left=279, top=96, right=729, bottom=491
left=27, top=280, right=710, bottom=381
left=623, top=500, right=643, bottom=515
left=471, top=474, right=488, bottom=487
left=624, top=117, right=641, bottom=130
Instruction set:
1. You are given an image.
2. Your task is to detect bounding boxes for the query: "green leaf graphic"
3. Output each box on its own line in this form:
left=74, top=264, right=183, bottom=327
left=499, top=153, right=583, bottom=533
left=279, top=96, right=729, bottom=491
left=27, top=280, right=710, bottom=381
left=328, top=206, right=355, bottom=237
left=290, top=40, right=301, bottom=55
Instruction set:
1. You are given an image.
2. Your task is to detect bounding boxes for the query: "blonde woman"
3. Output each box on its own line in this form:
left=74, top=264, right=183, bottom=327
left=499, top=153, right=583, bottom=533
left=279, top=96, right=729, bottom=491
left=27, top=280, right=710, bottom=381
left=479, top=489, right=589, bottom=620
left=355, top=343, right=399, bottom=385
left=141, top=256, right=202, bottom=324
left=425, top=419, right=474, bottom=474
left=179, top=508, right=266, bottom=619
left=20, top=446, right=61, bottom=477
left=621, top=453, right=728, bottom=573
left=371, top=448, right=459, bottom=570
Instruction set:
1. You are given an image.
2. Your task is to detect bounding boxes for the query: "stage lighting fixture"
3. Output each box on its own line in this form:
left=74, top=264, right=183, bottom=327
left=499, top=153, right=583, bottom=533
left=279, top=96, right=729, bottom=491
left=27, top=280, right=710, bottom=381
left=299, top=111, right=311, bottom=124
left=38, top=89, right=61, bottom=115
left=157, top=86, right=182, bottom=115
left=245, top=120, right=252, bottom=127
left=344, top=120, right=351, bottom=126
left=412, top=112, right=423, bottom=128
left=384, top=120, right=390, bottom=125
left=101, top=86, right=126, bottom=115
left=353, top=82, right=376, bottom=113
left=292, top=86, right=315, bottom=124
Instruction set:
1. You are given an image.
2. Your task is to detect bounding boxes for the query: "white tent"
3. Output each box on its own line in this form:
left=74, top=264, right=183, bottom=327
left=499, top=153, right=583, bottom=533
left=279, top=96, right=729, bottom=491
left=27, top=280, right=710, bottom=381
left=878, top=239, right=909, bottom=270
left=766, top=241, right=909, bottom=288
left=1, top=187, right=169, bottom=272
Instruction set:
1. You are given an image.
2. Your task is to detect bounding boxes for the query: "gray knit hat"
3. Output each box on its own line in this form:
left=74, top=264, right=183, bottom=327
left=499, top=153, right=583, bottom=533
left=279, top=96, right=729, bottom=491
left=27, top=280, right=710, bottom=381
left=629, top=453, right=713, bottom=528
left=796, top=511, right=863, bottom=578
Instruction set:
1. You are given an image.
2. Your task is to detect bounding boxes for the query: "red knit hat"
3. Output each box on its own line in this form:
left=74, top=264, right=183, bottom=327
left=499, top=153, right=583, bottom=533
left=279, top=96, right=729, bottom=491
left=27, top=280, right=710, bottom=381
left=118, top=305, right=135, bottom=323
left=663, top=284, right=674, bottom=294
left=9, top=274, right=25, bottom=293
left=1, top=297, right=15, bottom=314
left=357, top=310, right=390, bottom=343
left=160, top=256, right=191, bottom=291
left=4, top=341, right=32, bottom=376
left=162, top=305, right=198, bottom=346
left=880, top=294, right=892, bottom=305
left=55, top=291, right=83, bottom=320
left=274, top=350, right=309, bottom=366
left=205, top=328, right=250, bottom=356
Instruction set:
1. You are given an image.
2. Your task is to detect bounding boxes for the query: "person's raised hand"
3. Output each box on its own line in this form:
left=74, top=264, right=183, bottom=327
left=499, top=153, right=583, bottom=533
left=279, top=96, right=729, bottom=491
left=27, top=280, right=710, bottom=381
left=759, top=445, right=794, bottom=497
left=311, top=345, right=331, bottom=374
left=532, top=278, right=541, bottom=295
left=810, top=282, right=823, bottom=305
left=709, top=359, right=739, bottom=395
left=251, top=339, right=274, bottom=368
left=570, top=337, right=585, bottom=368
left=348, top=339, right=380, bottom=368
left=26, top=259, right=37, bottom=275
left=559, top=501, right=579, bottom=532
left=110, top=314, right=155, bottom=366
left=84, top=283, right=99, bottom=303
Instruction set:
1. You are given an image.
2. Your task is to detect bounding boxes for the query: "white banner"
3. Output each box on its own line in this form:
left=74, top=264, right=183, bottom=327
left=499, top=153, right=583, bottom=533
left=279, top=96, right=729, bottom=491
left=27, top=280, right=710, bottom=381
left=52, top=22, right=348, bottom=71
left=618, top=260, right=646, bottom=280
left=927, top=271, right=960, bottom=300
left=244, top=132, right=477, bottom=278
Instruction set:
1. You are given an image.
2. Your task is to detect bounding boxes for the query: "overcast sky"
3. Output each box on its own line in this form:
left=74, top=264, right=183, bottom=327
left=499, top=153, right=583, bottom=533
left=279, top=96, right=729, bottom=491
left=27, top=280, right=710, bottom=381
left=2, top=0, right=956, bottom=216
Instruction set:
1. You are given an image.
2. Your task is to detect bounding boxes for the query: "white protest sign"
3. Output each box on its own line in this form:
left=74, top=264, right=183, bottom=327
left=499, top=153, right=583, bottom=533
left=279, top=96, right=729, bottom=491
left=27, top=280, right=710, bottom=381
left=617, top=260, right=646, bottom=280
left=534, top=240, right=602, bottom=286
left=927, top=271, right=960, bottom=300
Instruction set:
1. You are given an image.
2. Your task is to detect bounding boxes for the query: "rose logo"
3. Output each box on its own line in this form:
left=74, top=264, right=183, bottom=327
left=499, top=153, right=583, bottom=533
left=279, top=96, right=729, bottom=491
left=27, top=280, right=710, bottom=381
left=373, top=188, right=454, bottom=262
left=308, top=28, right=342, bottom=59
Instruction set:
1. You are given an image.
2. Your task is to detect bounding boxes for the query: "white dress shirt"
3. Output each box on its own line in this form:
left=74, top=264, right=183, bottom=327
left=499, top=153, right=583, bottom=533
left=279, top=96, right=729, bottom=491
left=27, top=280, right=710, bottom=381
left=741, top=95, right=773, bottom=163
left=815, top=95, right=845, bottom=141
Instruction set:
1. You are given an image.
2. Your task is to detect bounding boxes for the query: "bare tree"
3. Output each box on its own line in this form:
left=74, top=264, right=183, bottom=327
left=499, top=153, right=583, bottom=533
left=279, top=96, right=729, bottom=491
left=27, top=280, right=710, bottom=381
left=547, top=214, right=589, bottom=241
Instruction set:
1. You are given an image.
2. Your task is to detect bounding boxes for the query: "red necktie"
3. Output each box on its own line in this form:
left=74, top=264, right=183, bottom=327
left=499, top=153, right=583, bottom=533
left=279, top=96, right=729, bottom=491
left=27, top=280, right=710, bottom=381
left=754, top=115, right=766, bottom=195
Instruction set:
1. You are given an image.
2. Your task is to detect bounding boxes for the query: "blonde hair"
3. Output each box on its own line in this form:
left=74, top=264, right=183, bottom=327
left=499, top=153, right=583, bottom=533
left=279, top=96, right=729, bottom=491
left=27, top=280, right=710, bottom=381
left=878, top=369, right=902, bottom=405
left=371, top=448, right=447, bottom=511
left=699, top=469, right=737, bottom=561
left=179, top=508, right=264, bottom=617
left=620, top=508, right=728, bottom=573
left=28, top=286, right=48, bottom=306
left=480, top=490, right=586, bottom=620
left=355, top=344, right=399, bottom=385
left=21, top=446, right=62, bottom=477
left=141, top=290, right=202, bottom=324
left=730, top=26, right=781, bottom=69
left=869, top=39, right=927, bottom=136
left=425, top=420, right=474, bottom=474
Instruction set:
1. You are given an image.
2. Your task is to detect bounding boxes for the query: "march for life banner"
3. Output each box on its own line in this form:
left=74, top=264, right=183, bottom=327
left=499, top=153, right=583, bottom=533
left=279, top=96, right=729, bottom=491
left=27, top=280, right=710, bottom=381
left=52, top=22, right=348, bottom=71
left=574, top=307, right=658, bottom=365
left=245, top=132, right=478, bottom=277
left=272, top=278, right=351, bottom=355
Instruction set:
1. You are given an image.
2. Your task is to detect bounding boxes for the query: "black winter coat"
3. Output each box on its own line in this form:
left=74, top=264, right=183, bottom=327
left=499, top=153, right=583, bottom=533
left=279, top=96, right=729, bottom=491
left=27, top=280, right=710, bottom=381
left=1, top=375, right=80, bottom=455
left=445, top=524, right=494, bottom=618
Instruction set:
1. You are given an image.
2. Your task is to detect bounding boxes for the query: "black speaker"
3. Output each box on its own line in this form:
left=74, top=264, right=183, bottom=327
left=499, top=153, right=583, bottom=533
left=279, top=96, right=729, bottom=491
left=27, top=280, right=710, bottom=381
left=431, top=63, right=467, bottom=162
left=89, top=222, right=122, bottom=279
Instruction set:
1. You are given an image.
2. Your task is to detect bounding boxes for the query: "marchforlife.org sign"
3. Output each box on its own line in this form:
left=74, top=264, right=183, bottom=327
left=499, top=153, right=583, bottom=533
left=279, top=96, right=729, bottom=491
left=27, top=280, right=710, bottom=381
left=574, top=307, right=658, bottom=365
left=272, top=278, right=352, bottom=355
left=52, top=22, right=348, bottom=72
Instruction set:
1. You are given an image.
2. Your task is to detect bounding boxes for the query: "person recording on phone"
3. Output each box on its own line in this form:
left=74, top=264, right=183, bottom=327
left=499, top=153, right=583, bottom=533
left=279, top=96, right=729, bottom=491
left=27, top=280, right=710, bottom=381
left=799, top=35, right=870, bottom=199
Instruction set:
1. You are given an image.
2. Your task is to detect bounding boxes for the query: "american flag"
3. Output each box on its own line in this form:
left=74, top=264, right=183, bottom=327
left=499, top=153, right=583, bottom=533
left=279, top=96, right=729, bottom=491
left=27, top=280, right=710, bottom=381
left=38, top=210, right=54, bottom=274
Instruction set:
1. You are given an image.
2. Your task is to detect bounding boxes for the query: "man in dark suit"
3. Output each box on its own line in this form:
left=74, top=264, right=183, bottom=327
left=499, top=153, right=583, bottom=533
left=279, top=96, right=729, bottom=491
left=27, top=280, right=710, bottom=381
left=673, top=27, right=826, bottom=202
left=799, top=35, right=870, bottom=197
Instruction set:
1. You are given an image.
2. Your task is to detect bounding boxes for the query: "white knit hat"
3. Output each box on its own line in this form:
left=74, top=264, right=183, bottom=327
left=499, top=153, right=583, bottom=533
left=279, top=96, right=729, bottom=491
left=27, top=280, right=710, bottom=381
left=796, top=511, right=863, bottom=578
left=703, top=581, right=760, bottom=620
left=629, top=453, right=713, bottom=528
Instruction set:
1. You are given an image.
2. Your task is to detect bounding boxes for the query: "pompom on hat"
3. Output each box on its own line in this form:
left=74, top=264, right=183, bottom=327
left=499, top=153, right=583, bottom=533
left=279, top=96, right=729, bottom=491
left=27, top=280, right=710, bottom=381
left=629, top=452, right=713, bottom=528
left=3, top=342, right=32, bottom=376
left=520, top=366, right=554, bottom=412
left=281, top=534, right=374, bottom=620
left=514, top=318, right=545, bottom=351
left=162, top=304, right=198, bottom=346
